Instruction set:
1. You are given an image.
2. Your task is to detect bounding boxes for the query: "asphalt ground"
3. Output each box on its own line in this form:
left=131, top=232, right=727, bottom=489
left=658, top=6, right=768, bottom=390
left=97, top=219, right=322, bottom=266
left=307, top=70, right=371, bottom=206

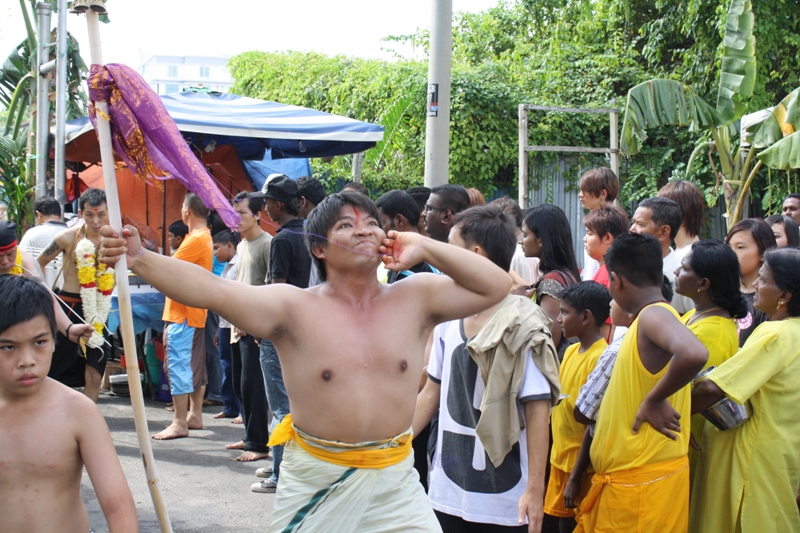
left=82, top=390, right=275, bottom=532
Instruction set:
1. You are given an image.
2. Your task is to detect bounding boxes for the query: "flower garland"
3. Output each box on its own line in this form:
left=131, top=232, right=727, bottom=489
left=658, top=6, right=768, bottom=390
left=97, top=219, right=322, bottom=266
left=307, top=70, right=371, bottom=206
left=9, top=248, right=23, bottom=275
left=76, top=238, right=115, bottom=348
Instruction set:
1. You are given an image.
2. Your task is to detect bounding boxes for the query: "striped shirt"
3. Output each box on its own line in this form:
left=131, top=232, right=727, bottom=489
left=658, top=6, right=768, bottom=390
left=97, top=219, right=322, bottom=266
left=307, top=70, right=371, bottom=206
left=575, top=335, right=624, bottom=434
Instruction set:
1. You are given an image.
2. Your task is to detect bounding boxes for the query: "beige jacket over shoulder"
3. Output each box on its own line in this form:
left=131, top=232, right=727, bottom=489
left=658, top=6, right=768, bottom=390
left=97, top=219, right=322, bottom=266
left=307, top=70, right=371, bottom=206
left=467, top=295, right=561, bottom=467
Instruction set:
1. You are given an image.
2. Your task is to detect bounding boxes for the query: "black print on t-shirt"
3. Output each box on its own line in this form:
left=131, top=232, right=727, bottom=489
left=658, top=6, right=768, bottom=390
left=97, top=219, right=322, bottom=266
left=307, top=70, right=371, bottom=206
left=441, top=341, right=522, bottom=494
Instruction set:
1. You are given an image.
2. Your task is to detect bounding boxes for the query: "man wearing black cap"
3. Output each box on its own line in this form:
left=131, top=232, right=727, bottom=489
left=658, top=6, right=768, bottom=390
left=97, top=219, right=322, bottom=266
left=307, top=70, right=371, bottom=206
left=250, top=174, right=312, bottom=493
left=0, top=220, right=94, bottom=349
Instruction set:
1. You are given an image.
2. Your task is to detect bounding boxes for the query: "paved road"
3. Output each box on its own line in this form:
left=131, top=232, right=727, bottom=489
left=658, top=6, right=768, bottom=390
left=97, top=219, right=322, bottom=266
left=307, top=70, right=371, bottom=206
left=82, top=391, right=275, bottom=532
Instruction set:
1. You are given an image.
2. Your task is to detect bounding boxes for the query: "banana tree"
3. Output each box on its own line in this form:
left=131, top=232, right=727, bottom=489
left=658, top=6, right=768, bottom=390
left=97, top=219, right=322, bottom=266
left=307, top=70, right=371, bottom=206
left=618, top=0, right=798, bottom=229
left=1, top=1, right=89, bottom=136
left=0, top=129, right=34, bottom=233
left=0, top=0, right=90, bottom=227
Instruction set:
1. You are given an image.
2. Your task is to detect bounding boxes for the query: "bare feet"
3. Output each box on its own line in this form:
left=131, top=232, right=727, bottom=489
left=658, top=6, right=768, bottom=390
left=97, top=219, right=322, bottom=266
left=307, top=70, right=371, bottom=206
left=226, top=440, right=246, bottom=450
left=165, top=402, right=174, bottom=412
left=213, top=411, right=236, bottom=419
left=187, top=413, right=203, bottom=430
left=152, top=422, right=189, bottom=440
left=236, top=450, right=270, bottom=462
left=231, top=416, right=243, bottom=424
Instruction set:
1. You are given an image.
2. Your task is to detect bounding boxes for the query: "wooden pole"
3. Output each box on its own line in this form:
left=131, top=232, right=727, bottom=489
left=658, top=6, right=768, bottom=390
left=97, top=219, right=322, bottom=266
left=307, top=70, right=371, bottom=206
left=610, top=110, right=619, bottom=179
left=518, top=104, right=528, bottom=209
left=85, top=11, right=173, bottom=533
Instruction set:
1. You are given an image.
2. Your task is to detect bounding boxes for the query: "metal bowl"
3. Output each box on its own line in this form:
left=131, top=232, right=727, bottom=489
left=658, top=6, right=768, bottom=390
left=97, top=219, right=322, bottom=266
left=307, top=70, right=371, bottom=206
left=693, top=365, right=752, bottom=430
left=701, top=395, right=752, bottom=431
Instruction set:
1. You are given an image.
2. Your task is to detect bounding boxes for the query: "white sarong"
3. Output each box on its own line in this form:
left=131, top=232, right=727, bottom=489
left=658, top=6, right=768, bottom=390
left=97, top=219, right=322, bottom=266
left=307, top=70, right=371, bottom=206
left=267, top=437, right=441, bottom=532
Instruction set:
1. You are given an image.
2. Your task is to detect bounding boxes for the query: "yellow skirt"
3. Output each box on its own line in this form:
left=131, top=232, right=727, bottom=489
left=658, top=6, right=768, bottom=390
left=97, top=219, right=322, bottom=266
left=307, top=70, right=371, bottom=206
left=544, top=465, right=593, bottom=518
left=575, top=456, right=689, bottom=533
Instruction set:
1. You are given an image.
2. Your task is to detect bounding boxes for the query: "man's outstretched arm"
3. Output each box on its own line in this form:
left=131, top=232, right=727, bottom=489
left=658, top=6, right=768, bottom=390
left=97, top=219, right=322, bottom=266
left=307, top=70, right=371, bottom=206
left=99, top=225, right=291, bottom=340
left=381, top=231, right=512, bottom=323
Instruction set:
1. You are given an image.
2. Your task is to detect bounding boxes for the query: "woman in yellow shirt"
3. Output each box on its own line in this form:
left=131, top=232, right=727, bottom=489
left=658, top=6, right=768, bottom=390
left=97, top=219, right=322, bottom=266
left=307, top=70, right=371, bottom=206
left=691, top=248, right=800, bottom=533
left=673, top=240, right=744, bottom=478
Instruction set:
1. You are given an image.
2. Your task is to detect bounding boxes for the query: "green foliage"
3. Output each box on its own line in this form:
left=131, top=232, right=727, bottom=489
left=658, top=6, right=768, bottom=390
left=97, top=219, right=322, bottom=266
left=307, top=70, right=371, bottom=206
left=0, top=130, right=34, bottom=231
left=227, top=0, right=800, bottom=207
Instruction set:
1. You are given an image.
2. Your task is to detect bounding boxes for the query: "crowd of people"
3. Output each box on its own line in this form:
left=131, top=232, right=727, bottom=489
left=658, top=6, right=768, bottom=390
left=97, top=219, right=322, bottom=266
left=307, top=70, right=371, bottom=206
left=1, top=170, right=799, bottom=532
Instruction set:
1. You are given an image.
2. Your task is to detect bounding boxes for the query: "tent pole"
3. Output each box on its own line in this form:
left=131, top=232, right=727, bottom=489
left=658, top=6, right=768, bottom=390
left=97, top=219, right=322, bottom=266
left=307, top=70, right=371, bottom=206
left=85, top=11, right=173, bottom=533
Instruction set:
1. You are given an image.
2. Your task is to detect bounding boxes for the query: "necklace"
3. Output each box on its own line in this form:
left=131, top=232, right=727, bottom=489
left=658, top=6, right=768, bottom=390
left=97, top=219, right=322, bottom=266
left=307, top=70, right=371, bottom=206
left=76, top=237, right=115, bottom=349
left=688, top=306, right=722, bottom=325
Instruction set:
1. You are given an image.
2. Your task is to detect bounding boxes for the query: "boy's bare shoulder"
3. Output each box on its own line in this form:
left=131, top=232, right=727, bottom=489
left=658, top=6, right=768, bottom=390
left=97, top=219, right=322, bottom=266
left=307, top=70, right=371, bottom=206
left=44, top=377, right=99, bottom=416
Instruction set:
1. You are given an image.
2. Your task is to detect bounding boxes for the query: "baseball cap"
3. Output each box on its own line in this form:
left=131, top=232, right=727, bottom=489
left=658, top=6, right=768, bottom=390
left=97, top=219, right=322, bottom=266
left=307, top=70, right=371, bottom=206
left=250, top=174, right=297, bottom=205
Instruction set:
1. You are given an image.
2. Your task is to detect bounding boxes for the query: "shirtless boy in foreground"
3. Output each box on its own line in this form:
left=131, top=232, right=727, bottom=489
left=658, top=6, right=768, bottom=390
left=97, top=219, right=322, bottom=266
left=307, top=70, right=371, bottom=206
left=100, top=191, right=512, bottom=531
left=0, top=275, right=138, bottom=533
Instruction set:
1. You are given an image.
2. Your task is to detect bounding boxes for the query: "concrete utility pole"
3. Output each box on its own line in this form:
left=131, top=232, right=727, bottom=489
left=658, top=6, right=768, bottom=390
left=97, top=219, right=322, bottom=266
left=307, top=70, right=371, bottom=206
left=35, top=2, right=52, bottom=198
left=423, top=0, right=452, bottom=188
left=54, top=0, right=68, bottom=208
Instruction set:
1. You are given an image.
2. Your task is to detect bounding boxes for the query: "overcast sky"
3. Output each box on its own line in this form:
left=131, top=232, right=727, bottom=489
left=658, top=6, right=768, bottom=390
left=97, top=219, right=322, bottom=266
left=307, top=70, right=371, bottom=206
left=1, top=0, right=500, bottom=68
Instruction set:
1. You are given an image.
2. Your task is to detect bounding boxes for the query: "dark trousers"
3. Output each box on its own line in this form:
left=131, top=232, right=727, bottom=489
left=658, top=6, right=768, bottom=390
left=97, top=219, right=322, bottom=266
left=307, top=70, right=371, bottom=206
left=204, top=312, right=222, bottom=401
left=435, top=511, right=527, bottom=532
left=231, top=334, right=270, bottom=453
left=218, top=327, right=240, bottom=417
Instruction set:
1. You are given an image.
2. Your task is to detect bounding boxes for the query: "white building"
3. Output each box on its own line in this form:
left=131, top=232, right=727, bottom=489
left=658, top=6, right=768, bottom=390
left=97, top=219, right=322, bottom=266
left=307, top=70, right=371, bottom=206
left=138, top=54, right=233, bottom=95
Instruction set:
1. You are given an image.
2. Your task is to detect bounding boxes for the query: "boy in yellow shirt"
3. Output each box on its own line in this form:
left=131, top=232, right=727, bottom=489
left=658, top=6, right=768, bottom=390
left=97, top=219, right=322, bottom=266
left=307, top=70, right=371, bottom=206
left=578, top=233, right=707, bottom=533
left=544, top=281, right=610, bottom=530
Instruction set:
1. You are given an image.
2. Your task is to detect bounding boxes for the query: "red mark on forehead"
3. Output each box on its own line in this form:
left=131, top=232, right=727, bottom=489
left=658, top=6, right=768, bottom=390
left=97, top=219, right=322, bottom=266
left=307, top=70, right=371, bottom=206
left=352, top=206, right=361, bottom=224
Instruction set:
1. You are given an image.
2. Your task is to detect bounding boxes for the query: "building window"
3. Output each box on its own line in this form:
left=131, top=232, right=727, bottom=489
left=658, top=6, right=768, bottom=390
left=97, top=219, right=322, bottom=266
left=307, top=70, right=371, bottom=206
left=165, top=83, right=179, bottom=94
left=167, top=65, right=177, bottom=77
left=199, top=66, right=209, bottom=78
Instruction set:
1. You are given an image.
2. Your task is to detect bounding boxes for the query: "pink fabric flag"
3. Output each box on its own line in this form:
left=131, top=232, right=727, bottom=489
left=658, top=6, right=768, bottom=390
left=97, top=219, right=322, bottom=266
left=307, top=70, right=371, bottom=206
left=87, top=63, right=240, bottom=229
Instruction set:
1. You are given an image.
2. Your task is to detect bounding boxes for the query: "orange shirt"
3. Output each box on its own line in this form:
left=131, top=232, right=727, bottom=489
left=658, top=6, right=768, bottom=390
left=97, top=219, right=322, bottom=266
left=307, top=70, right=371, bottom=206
left=162, top=228, right=213, bottom=327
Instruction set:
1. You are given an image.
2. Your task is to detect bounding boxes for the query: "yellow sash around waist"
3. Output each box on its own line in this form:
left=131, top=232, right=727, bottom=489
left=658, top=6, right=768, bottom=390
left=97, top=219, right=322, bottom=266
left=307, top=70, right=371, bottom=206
left=267, top=414, right=412, bottom=469
left=579, top=455, right=689, bottom=514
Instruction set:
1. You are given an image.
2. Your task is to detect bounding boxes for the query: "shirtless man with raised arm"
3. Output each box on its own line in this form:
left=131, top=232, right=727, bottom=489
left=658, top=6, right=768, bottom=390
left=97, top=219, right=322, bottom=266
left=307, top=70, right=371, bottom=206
left=37, top=188, right=110, bottom=400
left=100, top=191, right=512, bottom=532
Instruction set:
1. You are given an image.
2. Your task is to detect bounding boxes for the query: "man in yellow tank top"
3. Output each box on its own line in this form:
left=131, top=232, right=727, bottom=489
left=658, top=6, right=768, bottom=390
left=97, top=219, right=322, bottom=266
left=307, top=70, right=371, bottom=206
left=577, top=233, right=708, bottom=533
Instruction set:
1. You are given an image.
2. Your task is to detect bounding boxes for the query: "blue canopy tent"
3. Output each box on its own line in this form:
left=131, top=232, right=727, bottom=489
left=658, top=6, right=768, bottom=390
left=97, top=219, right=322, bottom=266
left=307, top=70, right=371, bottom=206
left=63, top=91, right=384, bottom=185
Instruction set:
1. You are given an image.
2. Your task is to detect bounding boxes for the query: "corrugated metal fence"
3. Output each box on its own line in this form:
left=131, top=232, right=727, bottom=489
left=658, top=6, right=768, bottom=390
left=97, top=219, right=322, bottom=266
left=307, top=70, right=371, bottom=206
left=522, top=155, right=729, bottom=270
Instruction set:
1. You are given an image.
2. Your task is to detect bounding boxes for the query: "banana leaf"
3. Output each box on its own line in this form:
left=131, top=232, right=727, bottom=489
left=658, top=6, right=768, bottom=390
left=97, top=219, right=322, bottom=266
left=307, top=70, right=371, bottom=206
left=365, top=93, right=414, bottom=168
left=757, top=130, right=800, bottom=171
left=0, top=41, right=32, bottom=108
left=715, top=0, right=756, bottom=124
left=752, top=87, right=799, bottom=150
left=620, top=79, right=718, bottom=156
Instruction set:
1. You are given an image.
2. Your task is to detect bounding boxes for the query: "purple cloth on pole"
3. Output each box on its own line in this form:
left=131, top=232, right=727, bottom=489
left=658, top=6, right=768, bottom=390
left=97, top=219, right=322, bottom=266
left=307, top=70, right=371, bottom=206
left=87, top=63, right=239, bottom=230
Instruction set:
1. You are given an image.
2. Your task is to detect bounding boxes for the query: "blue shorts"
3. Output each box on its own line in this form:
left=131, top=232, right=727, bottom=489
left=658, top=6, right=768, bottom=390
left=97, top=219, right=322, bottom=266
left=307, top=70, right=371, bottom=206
left=164, top=321, right=196, bottom=396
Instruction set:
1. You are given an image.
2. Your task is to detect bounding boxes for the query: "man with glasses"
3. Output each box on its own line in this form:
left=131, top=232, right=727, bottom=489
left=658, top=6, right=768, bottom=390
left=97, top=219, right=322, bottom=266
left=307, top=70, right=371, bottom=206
left=423, top=184, right=470, bottom=243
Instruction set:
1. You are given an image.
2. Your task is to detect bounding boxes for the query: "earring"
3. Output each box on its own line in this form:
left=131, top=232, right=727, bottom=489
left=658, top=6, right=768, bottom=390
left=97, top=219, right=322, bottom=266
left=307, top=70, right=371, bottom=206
left=777, top=301, right=785, bottom=310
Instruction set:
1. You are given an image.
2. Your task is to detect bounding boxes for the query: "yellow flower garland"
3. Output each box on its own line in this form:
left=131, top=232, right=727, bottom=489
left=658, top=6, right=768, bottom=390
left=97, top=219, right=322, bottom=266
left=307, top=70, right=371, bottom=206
left=76, top=238, right=115, bottom=348
left=9, top=248, right=23, bottom=276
